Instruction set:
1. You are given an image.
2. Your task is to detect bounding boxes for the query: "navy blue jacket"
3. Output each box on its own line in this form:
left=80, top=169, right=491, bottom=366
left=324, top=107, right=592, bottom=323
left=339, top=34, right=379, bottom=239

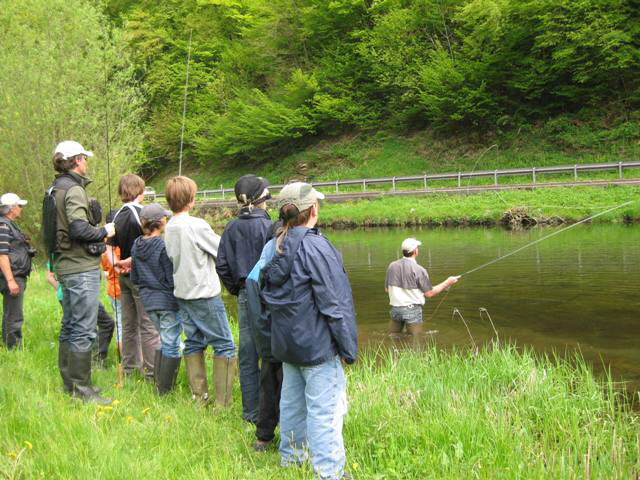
left=261, top=226, right=358, bottom=366
left=130, top=236, right=178, bottom=312
left=216, top=208, right=273, bottom=296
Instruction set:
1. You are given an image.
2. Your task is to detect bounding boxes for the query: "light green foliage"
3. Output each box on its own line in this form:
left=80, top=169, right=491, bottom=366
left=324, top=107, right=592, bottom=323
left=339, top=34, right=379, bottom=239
left=0, top=0, right=143, bottom=237
left=105, top=0, right=640, bottom=170
left=1, top=272, right=639, bottom=478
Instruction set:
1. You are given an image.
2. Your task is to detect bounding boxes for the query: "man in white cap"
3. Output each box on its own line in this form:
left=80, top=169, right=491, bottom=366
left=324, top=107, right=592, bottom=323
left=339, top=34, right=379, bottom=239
left=385, top=237, right=459, bottom=336
left=47, top=140, right=115, bottom=404
left=0, top=193, right=34, bottom=349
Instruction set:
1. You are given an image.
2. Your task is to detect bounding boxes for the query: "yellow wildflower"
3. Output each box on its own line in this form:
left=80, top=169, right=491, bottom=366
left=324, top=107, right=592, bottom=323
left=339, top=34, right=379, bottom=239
left=142, top=407, right=151, bottom=415
left=6, top=452, right=17, bottom=459
left=24, top=441, right=33, bottom=450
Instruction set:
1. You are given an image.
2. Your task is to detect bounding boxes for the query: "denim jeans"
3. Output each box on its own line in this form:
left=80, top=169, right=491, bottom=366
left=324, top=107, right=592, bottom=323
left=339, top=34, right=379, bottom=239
left=178, top=295, right=235, bottom=357
left=390, top=304, right=423, bottom=324
left=110, top=297, right=122, bottom=344
left=280, top=356, right=347, bottom=480
left=238, top=287, right=260, bottom=423
left=148, top=310, right=182, bottom=358
left=1, top=276, right=26, bottom=349
left=59, top=268, right=101, bottom=352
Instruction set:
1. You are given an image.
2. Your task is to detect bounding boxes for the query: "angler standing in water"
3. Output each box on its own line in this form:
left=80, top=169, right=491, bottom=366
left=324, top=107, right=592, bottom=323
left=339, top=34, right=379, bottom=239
left=385, top=238, right=459, bottom=336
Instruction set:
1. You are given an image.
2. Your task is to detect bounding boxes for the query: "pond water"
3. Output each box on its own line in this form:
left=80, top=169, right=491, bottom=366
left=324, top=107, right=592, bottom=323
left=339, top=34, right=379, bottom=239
left=325, top=225, right=640, bottom=389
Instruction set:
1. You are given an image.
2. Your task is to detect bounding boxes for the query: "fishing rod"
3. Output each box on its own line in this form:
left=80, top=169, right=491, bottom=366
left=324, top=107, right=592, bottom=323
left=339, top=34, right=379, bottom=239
left=178, top=29, right=193, bottom=177
left=103, top=39, right=124, bottom=388
left=459, top=200, right=635, bottom=277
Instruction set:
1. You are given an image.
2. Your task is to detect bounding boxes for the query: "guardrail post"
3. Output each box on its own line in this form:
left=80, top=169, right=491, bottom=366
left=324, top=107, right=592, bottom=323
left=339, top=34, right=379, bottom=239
left=619, top=161, right=623, bottom=179
left=532, top=167, right=536, bottom=184
left=392, top=177, right=396, bottom=191
left=494, top=170, right=498, bottom=186
left=221, top=185, right=224, bottom=199
left=363, top=179, right=366, bottom=192
left=458, top=172, right=461, bottom=187
left=423, top=175, right=427, bottom=190
left=335, top=180, right=339, bottom=193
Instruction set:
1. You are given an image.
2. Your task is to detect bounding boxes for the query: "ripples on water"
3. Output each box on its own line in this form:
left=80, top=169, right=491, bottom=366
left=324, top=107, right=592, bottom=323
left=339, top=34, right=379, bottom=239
left=326, top=225, right=640, bottom=388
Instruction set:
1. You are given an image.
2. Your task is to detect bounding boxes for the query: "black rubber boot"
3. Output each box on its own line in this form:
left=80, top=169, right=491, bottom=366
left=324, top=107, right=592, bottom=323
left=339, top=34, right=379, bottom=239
left=68, top=350, right=112, bottom=405
left=58, top=342, right=72, bottom=393
left=156, top=354, right=181, bottom=396
left=153, top=349, right=162, bottom=386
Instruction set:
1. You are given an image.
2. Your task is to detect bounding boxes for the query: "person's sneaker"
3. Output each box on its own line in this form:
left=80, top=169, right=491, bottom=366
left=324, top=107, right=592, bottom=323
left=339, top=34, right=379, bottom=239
left=252, top=440, right=272, bottom=452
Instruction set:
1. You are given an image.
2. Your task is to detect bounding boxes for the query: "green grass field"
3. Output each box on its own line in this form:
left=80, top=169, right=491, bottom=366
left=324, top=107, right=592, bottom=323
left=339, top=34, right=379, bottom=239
left=200, top=185, right=640, bottom=228
left=1, top=271, right=639, bottom=478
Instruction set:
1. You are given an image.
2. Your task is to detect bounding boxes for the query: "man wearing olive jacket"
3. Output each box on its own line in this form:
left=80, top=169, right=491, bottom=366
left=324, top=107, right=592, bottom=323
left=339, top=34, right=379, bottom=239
left=50, top=140, right=115, bottom=405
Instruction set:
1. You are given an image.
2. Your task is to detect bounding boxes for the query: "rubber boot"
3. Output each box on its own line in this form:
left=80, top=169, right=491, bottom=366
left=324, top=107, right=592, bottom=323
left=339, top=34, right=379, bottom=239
left=184, top=352, right=209, bottom=404
left=156, top=354, right=181, bottom=396
left=68, top=350, right=112, bottom=405
left=406, top=322, right=423, bottom=336
left=58, top=342, right=72, bottom=393
left=153, top=349, right=162, bottom=386
left=213, top=356, right=237, bottom=408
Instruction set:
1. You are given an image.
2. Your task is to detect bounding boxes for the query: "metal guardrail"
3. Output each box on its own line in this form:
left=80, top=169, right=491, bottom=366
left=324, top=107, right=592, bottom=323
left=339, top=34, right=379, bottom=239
left=148, top=160, right=640, bottom=200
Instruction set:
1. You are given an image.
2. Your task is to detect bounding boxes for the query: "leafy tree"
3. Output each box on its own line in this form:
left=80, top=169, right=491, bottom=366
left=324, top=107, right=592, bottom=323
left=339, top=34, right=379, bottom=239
left=0, top=0, right=143, bottom=237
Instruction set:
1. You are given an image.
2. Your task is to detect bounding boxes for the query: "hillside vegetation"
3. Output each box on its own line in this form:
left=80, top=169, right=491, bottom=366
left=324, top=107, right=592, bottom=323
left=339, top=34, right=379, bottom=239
left=105, top=0, right=640, bottom=177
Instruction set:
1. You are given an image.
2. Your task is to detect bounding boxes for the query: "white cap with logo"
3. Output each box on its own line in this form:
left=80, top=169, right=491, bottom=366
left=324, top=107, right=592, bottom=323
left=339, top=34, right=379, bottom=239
left=54, top=141, right=94, bottom=160
left=0, top=193, right=28, bottom=207
left=401, top=237, right=421, bottom=253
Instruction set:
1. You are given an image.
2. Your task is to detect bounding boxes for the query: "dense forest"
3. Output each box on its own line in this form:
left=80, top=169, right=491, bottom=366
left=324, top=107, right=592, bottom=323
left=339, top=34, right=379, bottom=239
left=1, top=0, right=639, bottom=231
left=104, top=0, right=640, bottom=168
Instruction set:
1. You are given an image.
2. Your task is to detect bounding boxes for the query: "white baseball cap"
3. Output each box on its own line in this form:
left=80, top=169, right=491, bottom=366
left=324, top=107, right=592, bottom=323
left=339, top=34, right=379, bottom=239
left=0, top=193, right=28, bottom=207
left=54, top=141, right=94, bottom=160
left=401, top=237, right=421, bottom=253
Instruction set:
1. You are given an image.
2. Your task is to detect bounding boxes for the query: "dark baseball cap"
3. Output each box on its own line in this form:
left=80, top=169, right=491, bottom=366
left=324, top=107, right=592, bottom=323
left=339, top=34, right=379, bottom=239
left=140, top=203, right=171, bottom=222
left=234, top=174, right=270, bottom=206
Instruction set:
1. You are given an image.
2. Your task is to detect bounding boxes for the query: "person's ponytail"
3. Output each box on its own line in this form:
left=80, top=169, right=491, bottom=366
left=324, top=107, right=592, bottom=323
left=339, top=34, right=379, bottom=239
left=275, top=204, right=311, bottom=253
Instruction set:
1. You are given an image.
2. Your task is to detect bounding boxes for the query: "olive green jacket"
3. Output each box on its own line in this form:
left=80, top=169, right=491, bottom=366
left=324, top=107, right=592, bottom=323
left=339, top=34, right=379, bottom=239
left=52, top=172, right=103, bottom=276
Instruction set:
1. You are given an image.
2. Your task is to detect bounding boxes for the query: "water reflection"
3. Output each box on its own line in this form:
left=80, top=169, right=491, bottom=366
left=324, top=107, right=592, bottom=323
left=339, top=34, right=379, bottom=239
left=325, top=225, right=640, bottom=389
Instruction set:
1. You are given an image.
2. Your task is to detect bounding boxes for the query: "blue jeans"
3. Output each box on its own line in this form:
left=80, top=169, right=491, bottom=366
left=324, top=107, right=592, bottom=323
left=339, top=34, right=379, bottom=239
left=148, top=310, right=182, bottom=358
left=178, top=295, right=235, bottom=357
left=59, top=268, right=101, bottom=352
left=238, top=288, right=260, bottom=423
left=110, top=297, right=122, bottom=344
left=280, top=356, right=347, bottom=480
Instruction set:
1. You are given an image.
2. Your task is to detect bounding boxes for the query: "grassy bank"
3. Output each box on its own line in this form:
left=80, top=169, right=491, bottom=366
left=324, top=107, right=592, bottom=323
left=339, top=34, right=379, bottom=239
left=148, top=129, right=640, bottom=192
left=1, top=272, right=640, bottom=478
left=201, top=186, right=640, bottom=228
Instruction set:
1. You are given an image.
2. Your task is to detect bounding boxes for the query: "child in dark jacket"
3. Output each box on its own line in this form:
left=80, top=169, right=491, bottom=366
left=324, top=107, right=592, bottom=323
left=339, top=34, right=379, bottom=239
left=131, top=203, right=181, bottom=395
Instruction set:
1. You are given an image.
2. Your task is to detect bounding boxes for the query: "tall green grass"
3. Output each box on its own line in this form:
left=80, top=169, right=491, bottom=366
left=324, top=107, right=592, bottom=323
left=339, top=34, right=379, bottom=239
left=1, top=272, right=639, bottom=478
